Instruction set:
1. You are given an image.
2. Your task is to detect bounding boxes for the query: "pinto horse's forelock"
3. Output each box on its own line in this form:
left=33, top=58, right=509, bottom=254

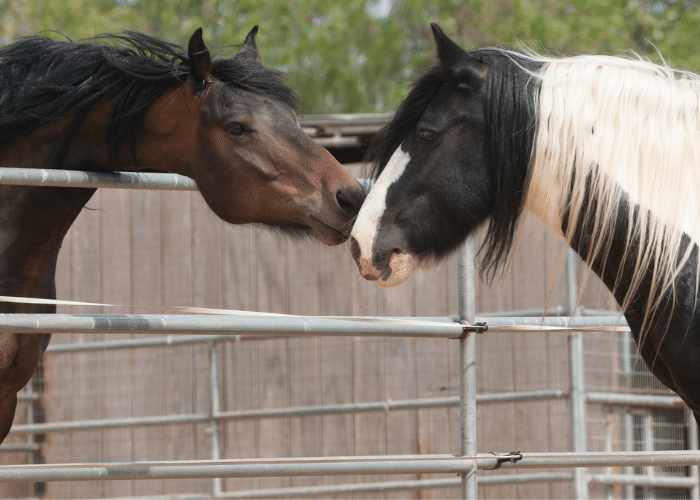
left=478, top=50, right=542, bottom=281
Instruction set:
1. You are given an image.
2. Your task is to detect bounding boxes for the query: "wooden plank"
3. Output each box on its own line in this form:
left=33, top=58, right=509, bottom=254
left=252, top=229, right=291, bottom=491
left=352, top=336, right=387, bottom=491
left=219, top=224, right=257, bottom=494
left=319, top=336, right=354, bottom=490
left=286, top=238, right=323, bottom=490
left=129, top=189, right=166, bottom=497
left=97, top=188, right=133, bottom=499
left=159, top=190, right=199, bottom=495
left=192, top=196, right=224, bottom=310
left=49, top=190, right=104, bottom=498
left=221, top=338, right=261, bottom=493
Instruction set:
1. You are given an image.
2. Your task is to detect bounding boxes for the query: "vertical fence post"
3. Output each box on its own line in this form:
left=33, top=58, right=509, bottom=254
left=687, top=408, right=699, bottom=500
left=566, top=248, right=589, bottom=500
left=622, top=330, right=635, bottom=500
left=458, top=237, right=478, bottom=499
left=209, top=341, right=223, bottom=496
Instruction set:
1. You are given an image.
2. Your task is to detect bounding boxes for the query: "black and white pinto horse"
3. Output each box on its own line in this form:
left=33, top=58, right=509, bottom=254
left=351, top=23, right=700, bottom=425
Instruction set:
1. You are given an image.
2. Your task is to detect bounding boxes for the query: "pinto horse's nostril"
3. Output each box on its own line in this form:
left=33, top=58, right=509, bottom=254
left=350, top=237, right=361, bottom=266
left=336, top=186, right=365, bottom=216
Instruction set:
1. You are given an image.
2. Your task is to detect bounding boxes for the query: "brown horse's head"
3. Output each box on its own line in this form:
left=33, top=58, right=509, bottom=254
left=142, top=28, right=365, bottom=245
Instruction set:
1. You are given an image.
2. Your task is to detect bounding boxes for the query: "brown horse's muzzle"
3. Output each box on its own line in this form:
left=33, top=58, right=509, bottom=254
left=308, top=179, right=365, bottom=245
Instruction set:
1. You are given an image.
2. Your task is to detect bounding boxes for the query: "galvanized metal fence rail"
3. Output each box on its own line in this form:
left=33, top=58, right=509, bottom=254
left=1, top=166, right=699, bottom=500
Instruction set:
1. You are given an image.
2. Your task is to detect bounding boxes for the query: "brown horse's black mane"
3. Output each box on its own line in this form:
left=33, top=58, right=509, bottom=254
left=0, top=31, right=299, bottom=168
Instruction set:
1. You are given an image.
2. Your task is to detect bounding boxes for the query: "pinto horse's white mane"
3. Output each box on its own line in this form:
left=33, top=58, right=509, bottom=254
left=525, top=52, right=700, bottom=329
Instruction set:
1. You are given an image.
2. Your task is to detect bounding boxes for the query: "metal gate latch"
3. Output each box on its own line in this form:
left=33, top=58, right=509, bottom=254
left=460, top=322, right=488, bottom=339
left=486, top=451, right=523, bottom=470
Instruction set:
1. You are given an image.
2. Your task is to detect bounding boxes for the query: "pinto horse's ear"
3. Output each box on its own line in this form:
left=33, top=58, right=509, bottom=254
left=187, top=27, right=212, bottom=88
left=431, top=23, right=467, bottom=66
left=235, top=25, right=261, bottom=62
left=430, top=22, right=487, bottom=90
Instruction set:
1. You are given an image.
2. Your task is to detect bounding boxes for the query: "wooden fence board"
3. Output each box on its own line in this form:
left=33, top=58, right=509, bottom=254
left=28, top=180, right=622, bottom=499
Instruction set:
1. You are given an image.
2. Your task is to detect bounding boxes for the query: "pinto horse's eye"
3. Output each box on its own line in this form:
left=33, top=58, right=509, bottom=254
left=416, top=128, right=439, bottom=143
left=228, top=122, right=247, bottom=136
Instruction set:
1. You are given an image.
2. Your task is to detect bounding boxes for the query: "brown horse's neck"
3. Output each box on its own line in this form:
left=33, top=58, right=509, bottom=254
left=0, top=84, right=193, bottom=175
left=0, top=95, right=102, bottom=306
left=0, top=92, right=121, bottom=304
left=0, top=84, right=194, bottom=305
left=0, top=185, right=94, bottom=308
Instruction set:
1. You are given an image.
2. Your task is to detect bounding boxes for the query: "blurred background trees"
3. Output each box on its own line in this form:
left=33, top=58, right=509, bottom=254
left=1, top=0, right=699, bottom=114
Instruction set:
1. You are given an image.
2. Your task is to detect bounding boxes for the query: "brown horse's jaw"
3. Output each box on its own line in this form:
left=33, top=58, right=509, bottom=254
left=308, top=216, right=348, bottom=245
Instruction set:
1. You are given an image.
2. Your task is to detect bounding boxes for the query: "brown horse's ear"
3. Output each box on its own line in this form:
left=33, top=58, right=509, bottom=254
left=187, top=27, right=212, bottom=88
left=235, top=25, right=260, bottom=62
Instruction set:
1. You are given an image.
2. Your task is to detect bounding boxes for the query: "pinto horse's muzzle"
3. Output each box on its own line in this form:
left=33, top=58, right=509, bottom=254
left=349, top=235, right=416, bottom=288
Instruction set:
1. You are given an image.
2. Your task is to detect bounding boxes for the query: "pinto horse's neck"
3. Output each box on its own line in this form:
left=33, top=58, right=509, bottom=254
left=528, top=181, right=700, bottom=420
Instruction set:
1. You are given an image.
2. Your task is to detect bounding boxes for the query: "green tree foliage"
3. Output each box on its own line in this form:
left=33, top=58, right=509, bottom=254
left=1, top=0, right=699, bottom=113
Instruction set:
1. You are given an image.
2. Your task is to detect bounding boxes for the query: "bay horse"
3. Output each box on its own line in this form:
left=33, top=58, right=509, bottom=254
left=0, top=27, right=364, bottom=444
left=351, top=23, right=700, bottom=426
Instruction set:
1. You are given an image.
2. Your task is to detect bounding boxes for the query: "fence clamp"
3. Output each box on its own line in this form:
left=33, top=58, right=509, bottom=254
left=486, top=451, right=523, bottom=470
left=460, top=322, right=488, bottom=339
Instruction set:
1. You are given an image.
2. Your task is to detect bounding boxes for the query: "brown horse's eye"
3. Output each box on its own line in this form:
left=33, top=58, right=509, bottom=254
left=228, top=122, right=247, bottom=136
left=416, top=128, right=438, bottom=143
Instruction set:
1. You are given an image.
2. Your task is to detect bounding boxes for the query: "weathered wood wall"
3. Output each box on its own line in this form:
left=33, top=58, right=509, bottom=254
left=0, top=171, right=621, bottom=499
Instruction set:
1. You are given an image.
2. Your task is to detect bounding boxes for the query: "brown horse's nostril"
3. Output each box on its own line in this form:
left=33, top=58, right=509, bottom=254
left=336, top=186, right=365, bottom=216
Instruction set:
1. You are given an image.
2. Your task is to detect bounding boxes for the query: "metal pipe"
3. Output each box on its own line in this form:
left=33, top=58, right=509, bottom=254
left=478, top=389, right=568, bottom=404
left=0, top=313, right=465, bottom=338
left=621, top=330, right=635, bottom=500
left=209, top=341, right=222, bottom=496
left=488, top=451, right=700, bottom=469
left=1, top=452, right=699, bottom=483
left=7, top=391, right=570, bottom=436
left=473, top=316, right=629, bottom=329
left=220, top=478, right=462, bottom=499
left=566, top=248, right=579, bottom=317
left=478, top=306, right=566, bottom=317
left=687, top=407, right=700, bottom=499
left=566, top=249, right=589, bottom=500
left=7, top=391, right=571, bottom=436
left=220, top=473, right=573, bottom=499
left=0, top=167, right=198, bottom=190
left=9, top=412, right=209, bottom=434
left=0, top=455, right=476, bottom=482
left=458, top=237, right=478, bottom=499
left=0, top=443, right=42, bottom=453
left=588, top=473, right=698, bottom=489
left=586, top=392, right=684, bottom=409
left=44, top=334, right=274, bottom=353
left=0, top=313, right=631, bottom=336
left=643, top=410, right=657, bottom=500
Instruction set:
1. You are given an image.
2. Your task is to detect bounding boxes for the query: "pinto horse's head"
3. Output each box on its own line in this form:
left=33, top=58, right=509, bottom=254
left=149, top=27, right=364, bottom=245
left=351, top=24, right=492, bottom=286
left=351, top=24, right=539, bottom=287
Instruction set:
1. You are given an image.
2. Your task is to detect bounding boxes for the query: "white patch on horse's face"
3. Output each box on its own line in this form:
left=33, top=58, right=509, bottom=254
left=351, top=145, right=415, bottom=286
